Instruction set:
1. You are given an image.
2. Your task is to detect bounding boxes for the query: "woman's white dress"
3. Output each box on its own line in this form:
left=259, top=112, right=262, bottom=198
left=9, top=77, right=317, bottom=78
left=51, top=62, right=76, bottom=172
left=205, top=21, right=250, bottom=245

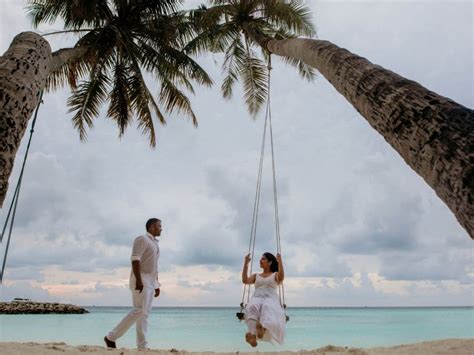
left=244, top=272, right=286, bottom=344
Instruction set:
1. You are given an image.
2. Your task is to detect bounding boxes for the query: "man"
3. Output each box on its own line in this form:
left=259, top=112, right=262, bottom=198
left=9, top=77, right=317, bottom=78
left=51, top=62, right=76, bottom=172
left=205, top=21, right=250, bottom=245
left=104, top=218, right=162, bottom=350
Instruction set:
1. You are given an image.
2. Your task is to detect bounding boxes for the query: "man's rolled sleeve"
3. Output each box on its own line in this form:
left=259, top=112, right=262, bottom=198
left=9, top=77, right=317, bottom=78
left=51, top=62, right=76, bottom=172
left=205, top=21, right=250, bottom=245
left=130, top=236, right=146, bottom=262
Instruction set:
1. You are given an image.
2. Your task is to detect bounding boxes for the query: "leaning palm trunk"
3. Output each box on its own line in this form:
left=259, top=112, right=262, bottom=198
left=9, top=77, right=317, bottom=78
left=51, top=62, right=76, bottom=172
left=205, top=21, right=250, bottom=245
left=0, top=32, right=84, bottom=207
left=256, top=36, right=474, bottom=238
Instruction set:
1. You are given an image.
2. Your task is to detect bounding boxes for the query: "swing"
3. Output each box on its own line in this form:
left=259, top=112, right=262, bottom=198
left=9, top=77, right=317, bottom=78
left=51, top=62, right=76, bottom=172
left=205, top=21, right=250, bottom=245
left=236, top=56, right=289, bottom=322
left=0, top=91, right=44, bottom=283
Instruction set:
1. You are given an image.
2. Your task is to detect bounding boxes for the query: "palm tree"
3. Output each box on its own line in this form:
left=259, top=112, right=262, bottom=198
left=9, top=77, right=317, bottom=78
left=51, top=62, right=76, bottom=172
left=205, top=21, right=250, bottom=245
left=187, top=0, right=316, bottom=116
left=191, top=0, right=474, bottom=238
left=0, top=0, right=212, bottom=207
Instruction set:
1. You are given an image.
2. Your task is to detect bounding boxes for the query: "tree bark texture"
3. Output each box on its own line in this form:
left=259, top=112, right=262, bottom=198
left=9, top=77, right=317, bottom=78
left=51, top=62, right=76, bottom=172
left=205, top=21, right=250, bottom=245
left=0, top=32, right=52, bottom=207
left=265, top=38, right=474, bottom=238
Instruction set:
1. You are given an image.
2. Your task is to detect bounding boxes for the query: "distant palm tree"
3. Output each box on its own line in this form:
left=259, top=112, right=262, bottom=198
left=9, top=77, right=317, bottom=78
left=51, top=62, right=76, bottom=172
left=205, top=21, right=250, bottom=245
left=192, top=0, right=474, bottom=238
left=0, top=0, right=212, bottom=207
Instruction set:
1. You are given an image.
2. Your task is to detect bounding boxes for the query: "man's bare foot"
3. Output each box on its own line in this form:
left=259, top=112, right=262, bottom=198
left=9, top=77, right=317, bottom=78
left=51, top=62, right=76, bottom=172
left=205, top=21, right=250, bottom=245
left=104, top=336, right=116, bottom=348
left=256, top=322, right=266, bottom=339
left=245, top=332, right=257, bottom=347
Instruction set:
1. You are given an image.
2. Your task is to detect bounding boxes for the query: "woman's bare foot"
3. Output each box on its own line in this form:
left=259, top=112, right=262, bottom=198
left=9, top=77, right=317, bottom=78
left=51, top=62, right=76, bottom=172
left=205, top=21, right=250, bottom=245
left=245, top=332, right=257, bottom=347
left=256, top=322, right=266, bottom=339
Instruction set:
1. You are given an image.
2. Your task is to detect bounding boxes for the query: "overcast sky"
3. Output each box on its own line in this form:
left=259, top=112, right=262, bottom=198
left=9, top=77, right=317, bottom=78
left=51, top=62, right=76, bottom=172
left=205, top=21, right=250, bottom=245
left=0, top=0, right=472, bottom=307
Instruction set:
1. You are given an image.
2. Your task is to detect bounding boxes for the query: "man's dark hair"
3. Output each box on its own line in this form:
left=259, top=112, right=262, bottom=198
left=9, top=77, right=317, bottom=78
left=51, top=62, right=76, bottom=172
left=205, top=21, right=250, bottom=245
left=146, top=218, right=161, bottom=231
left=263, top=252, right=279, bottom=273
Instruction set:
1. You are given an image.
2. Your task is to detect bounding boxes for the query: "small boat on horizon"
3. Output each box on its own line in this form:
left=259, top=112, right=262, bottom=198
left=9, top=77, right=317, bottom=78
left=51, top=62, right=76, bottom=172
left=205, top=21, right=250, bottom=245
left=11, top=297, right=32, bottom=303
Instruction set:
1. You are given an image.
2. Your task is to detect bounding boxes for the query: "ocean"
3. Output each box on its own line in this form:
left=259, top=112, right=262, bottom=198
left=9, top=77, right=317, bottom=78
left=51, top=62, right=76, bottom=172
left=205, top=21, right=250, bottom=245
left=1, top=307, right=473, bottom=352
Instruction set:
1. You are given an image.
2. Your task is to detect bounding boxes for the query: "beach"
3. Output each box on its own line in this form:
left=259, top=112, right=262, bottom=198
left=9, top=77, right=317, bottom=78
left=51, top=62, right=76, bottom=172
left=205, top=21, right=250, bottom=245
left=1, top=339, right=473, bottom=354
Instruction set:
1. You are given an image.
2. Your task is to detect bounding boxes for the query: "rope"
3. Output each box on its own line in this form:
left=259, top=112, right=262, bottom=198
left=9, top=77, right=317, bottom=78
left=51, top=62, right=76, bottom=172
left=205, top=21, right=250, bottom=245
left=0, top=90, right=44, bottom=284
left=241, top=86, right=269, bottom=307
left=266, top=56, right=286, bottom=309
left=239, top=54, right=286, bottom=317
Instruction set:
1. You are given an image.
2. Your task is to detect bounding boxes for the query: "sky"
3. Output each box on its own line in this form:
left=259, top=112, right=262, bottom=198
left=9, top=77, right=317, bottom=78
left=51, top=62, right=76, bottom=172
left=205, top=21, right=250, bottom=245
left=0, top=0, right=472, bottom=307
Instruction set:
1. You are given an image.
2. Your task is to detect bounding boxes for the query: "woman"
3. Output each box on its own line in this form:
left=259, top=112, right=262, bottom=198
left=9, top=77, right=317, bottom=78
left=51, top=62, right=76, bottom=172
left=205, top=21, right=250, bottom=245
left=241, top=252, right=286, bottom=347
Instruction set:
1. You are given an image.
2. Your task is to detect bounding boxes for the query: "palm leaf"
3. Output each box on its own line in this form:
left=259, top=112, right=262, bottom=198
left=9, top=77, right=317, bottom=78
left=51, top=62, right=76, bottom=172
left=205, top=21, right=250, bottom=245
left=260, top=0, right=315, bottom=37
left=221, top=36, right=246, bottom=99
left=184, top=22, right=239, bottom=55
left=45, top=48, right=93, bottom=91
left=137, top=41, right=196, bottom=93
left=68, top=69, right=110, bottom=141
left=27, top=0, right=112, bottom=29
left=280, top=55, right=315, bottom=81
left=28, top=0, right=214, bottom=146
left=107, top=60, right=131, bottom=136
left=239, top=47, right=268, bottom=116
left=128, top=70, right=162, bottom=147
left=273, top=28, right=316, bottom=81
left=197, top=0, right=316, bottom=115
left=160, top=46, right=213, bottom=87
left=160, top=79, right=198, bottom=126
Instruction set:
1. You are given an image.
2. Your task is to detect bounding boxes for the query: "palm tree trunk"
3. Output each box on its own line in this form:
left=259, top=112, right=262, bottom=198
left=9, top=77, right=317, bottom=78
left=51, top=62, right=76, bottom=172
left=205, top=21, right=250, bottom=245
left=0, top=32, right=86, bottom=208
left=257, top=36, right=474, bottom=238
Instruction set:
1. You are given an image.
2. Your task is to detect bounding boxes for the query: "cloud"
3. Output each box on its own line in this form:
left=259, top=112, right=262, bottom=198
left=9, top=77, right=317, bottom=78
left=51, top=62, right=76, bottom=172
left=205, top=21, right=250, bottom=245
left=287, top=273, right=473, bottom=307
left=1, top=266, right=45, bottom=282
left=328, top=159, right=424, bottom=254
left=379, top=251, right=474, bottom=282
left=1, top=281, right=54, bottom=303
left=61, top=280, right=80, bottom=285
left=286, top=245, right=353, bottom=278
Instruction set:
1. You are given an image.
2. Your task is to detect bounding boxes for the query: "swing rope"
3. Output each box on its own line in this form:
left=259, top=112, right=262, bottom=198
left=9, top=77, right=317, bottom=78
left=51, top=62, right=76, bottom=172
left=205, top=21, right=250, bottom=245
left=0, top=90, right=44, bottom=284
left=238, top=55, right=287, bottom=319
left=241, top=83, right=269, bottom=307
left=267, top=56, right=286, bottom=310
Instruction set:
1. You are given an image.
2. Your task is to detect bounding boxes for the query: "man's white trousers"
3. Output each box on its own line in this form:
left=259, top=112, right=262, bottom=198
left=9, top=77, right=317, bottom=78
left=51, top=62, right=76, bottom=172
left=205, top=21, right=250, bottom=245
left=107, top=287, right=154, bottom=349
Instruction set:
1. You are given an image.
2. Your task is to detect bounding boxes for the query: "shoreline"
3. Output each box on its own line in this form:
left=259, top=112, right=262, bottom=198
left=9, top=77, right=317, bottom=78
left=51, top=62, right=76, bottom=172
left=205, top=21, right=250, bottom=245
left=1, top=339, right=473, bottom=354
left=81, top=305, right=474, bottom=308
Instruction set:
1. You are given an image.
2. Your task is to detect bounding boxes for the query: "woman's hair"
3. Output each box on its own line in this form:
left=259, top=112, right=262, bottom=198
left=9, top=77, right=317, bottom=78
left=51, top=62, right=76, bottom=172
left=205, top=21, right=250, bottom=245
left=263, top=252, right=279, bottom=273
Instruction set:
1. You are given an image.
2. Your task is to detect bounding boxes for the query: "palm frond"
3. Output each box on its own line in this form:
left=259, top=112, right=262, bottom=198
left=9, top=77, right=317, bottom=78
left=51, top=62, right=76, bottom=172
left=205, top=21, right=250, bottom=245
left=160, top=79, right=198, bottom=126
left=260, top=0, right=315, bottom=37
left=137, top=42, right=195, bottom=93
left=27, top=0, right=65, bottom=27
left=29, top=0, right=214, bottom=146
left=221, top=36, right=246, bottom=99
left=107, top=60, right=132, bottom=136
left=128, top=70, right=163, bottom=147
left=45, top=49, right=93, bottom=91
left=239, top=47, right=268, bottom=116
left=68, top=69, right=110, bottom=141
left=184, top=23, right=239, bottom=55
left=189, top=4, right=231, bottom=30
left=280, top=55, right=315, bottom=81
left=273, top=28, right=316, bottom=81
left=27, top=0, right=112, bottom=29
left=197, top=0, right=316, bottom=114
left=159, top=46, right=214, bottom=87
left=128, top=0, right=181, bottom=17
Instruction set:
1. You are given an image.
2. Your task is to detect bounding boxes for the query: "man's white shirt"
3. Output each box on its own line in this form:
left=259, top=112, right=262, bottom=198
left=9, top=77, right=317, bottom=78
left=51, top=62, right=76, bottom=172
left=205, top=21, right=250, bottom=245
left=129, top=232, right=160, bottom=289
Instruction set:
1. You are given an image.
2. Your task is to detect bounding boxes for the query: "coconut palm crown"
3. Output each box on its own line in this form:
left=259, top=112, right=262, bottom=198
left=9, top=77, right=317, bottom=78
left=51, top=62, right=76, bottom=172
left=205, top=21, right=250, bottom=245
left=28, top=0, right=213, bottom=146
left=187, top=0, right=316, bottom=115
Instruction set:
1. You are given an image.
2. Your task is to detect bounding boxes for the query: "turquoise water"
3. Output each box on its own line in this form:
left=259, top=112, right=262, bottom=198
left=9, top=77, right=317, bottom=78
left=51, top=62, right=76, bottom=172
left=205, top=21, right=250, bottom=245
left=1, top=307, right=473, bottom=351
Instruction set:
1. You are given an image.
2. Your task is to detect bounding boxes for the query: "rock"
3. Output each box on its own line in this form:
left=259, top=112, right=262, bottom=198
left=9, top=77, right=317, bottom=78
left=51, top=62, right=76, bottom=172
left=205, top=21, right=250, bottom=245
left=0, top=301, right=89, bottom=314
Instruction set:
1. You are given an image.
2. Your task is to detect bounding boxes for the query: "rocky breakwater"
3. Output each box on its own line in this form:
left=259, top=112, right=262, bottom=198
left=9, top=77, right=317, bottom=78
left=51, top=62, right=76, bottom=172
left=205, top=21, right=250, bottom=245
left=0, top=301, right=89, bottom=314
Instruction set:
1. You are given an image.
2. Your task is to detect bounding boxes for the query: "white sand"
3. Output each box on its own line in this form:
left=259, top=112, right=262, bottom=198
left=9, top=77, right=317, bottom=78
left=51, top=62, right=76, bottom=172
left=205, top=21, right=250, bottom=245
left=0, top=339, right=473, bottom=354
